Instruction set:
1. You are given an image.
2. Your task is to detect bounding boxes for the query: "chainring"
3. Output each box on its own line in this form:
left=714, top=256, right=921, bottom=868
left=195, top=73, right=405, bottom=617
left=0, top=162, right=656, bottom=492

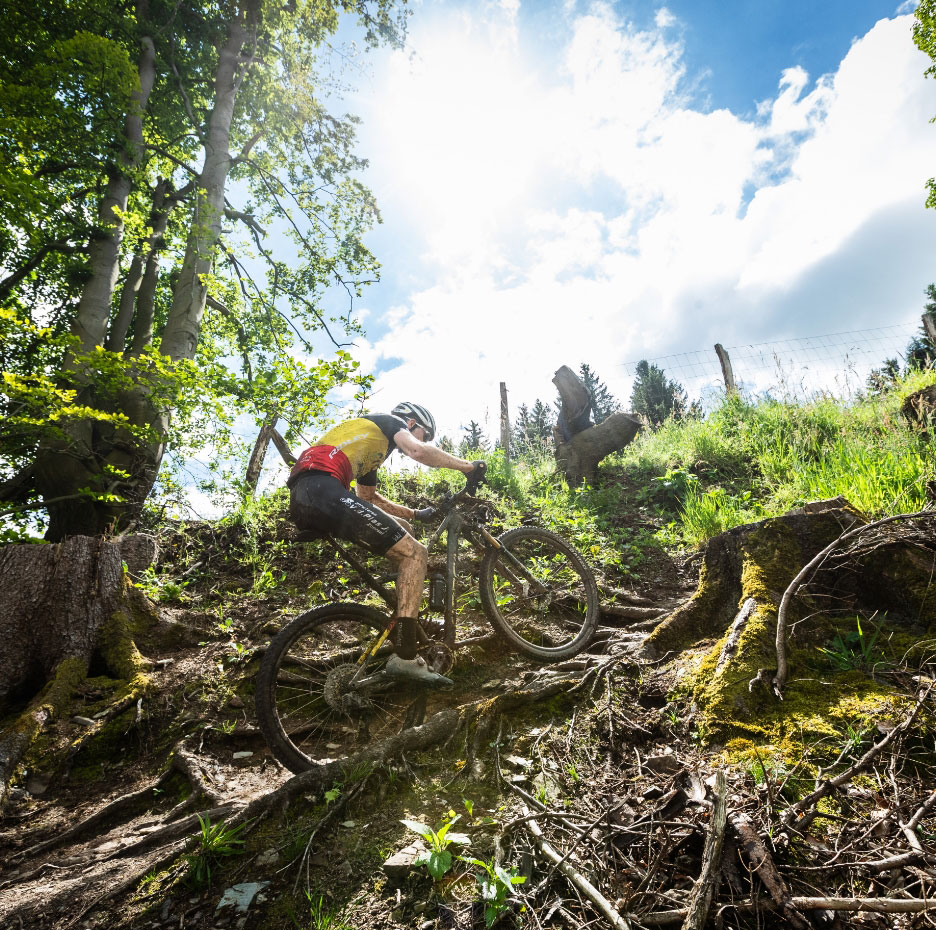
left=420, top=641, right=454, bottom=676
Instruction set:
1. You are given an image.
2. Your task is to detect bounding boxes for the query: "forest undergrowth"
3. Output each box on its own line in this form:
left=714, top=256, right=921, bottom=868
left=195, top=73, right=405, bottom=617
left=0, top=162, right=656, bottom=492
left=1, top=372, right=935, bottom=930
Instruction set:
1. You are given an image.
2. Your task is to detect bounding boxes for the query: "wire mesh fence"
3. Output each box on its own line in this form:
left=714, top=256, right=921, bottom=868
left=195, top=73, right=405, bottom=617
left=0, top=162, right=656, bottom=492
left=619, top=319, right=923, bottom=407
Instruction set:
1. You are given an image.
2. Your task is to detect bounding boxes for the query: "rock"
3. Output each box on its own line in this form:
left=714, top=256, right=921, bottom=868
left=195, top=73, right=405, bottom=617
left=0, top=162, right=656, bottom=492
left=23, top=772, right=51, bottom=796
left=215, top=882, right=269, bottom=914
left=255, top=848, right=280, bottom=867
left=644, top=754, right=681, bottom=775
left=383, top=839, right=427, bottom=881
left=72, top=716, right=97, bottom=727
left=232, top=751, right=253, bottom=761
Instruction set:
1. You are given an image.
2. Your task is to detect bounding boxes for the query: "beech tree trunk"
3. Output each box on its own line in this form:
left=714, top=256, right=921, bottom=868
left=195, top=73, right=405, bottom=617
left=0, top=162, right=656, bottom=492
left=31, top=10, right=258, bottom=540
left=0, top=538, right=125, bottom=701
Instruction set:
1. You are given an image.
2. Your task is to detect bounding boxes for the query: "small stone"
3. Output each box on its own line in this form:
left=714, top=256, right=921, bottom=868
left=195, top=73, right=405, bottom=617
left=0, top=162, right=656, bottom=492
left=383, top=840, right=427, bottom=881
left=255, top=848, right=279, bottom=867
left=232, top=751, right=253, bottom=761
left=72, top=716, right=97, bottom=727
left=215, top=882, right=269, bottom=914
left=644, top=754, right=681, bottom=775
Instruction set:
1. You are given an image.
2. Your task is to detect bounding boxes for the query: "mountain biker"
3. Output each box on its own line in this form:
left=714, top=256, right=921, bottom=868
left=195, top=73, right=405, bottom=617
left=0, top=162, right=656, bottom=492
left=287, top=402, right=485, bottom=687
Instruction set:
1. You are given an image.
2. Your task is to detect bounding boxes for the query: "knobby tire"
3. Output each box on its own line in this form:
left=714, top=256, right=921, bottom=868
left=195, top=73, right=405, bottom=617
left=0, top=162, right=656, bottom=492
left=256, top=602, right=432, bottom=773
left=478, top=526, right=599, bottom=662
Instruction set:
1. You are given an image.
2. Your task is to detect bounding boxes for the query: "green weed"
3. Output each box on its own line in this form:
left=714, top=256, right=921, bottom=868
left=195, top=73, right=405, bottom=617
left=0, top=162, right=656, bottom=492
left=401, top=811, right=471, bottom=880
left=185, top=813, right=248, bottom=887
left=460, top=856, right=526, bottom=928
left=817, top=616, right=884, bottom=671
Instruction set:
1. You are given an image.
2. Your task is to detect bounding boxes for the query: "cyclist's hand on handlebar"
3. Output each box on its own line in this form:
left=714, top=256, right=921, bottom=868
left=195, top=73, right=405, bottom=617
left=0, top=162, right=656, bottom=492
left=465, top=460, right=487, bottom=492
left=413, top=506, right=437, bottom=522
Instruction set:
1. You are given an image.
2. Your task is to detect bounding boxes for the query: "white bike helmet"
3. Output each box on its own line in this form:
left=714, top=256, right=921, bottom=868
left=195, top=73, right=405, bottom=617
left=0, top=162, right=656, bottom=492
left=391, top=401, right=436, bottom=441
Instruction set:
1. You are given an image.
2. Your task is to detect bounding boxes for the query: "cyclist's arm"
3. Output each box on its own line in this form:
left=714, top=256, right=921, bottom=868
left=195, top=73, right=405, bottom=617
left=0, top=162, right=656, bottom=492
left=356, top=483, right=415, bottom=520
left=394, top=429, right=475, bottom=474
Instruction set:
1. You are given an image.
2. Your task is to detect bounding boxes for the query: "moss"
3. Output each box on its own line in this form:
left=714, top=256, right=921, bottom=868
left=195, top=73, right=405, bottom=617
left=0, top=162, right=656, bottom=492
left=67, top=704, right=141, bottom=783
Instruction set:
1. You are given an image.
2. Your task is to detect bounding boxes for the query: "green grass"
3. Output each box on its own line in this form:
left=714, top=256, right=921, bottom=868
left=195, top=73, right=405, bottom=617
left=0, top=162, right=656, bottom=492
left=611, top=368, right=936, bottom=545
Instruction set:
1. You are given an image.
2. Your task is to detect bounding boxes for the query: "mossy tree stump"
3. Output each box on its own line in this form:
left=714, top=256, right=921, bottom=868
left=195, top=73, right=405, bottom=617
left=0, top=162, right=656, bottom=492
left=641, top=499, right=936, bottom=746
left=0, top=535, right=156, bottom=803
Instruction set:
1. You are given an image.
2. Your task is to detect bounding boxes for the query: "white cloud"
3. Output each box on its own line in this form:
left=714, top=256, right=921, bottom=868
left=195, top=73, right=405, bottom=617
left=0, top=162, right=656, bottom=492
left=356, top=7, right=936, bottom=441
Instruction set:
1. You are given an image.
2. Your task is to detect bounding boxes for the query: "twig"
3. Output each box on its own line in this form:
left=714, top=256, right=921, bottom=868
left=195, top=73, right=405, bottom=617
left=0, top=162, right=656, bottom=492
left=772, top=507, right=934, bottom=697
left=521, top=804, right=633, bottom=930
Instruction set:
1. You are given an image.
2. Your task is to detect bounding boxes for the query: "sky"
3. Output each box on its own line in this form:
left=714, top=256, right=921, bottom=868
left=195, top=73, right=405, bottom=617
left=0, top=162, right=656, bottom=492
left=300, top=0, right=936, bottom=447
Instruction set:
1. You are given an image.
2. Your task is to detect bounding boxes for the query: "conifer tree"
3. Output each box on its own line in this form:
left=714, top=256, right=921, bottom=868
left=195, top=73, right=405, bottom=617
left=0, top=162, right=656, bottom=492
left=459, top=420, right=486, bottom=456
left=578, top=363, right=619, bottom=423
left=630, top=360, right=689, bottom=428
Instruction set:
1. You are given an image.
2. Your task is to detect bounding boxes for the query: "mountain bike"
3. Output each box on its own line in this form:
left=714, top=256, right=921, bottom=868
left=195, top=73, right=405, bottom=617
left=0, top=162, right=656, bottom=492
left=255, top=470, right=600, bottom=773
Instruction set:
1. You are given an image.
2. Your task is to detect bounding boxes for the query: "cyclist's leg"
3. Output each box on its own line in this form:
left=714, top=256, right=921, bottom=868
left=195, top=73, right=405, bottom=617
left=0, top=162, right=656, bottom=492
left=383, top=535, right=428, bottom=657
left=289, top=473, right=447, bottom=684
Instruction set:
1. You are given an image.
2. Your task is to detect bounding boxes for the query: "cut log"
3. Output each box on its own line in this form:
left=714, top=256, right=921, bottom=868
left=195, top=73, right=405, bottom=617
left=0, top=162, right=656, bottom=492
left=553, top=365, right=593, bottom=439
left=553, top=412, right=641, bottom=484
left=901, top=384, right=936, bottom=430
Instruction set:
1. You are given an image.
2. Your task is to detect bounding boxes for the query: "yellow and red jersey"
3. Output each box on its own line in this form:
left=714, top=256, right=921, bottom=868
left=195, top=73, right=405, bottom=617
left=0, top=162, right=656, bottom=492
left=289, top=415, right=407, bottom=489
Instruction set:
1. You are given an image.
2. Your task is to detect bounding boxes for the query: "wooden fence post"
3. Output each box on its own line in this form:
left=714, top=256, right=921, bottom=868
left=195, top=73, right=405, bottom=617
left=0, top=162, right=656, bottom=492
left=714, top=344, right=737, bottom=395
left=500, top=382, right=510, bottom=461
left=922, top=313, right=936, bottom=348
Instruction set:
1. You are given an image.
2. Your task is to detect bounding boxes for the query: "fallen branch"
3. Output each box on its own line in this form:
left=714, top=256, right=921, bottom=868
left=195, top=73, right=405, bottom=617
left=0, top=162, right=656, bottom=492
left=641, top=896, right=936, bottom=925
left=681, top=770, right=727, bottom=930
left=730, top=812, right=809, bottom=930
left=521, top=804, right=633, bottom=930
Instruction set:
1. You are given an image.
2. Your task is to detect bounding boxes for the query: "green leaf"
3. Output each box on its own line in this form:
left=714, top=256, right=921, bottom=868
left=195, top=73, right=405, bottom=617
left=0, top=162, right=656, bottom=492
left=427, top=850, right=452, bottom=880
left=400, top=819, right=434, bottom=841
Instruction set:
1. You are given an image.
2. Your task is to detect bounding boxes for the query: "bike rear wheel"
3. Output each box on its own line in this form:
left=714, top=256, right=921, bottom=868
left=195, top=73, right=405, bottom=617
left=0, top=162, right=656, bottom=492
left=478, top=526, right=599, bottom=662
left=256, top=603, right=432, bottom=773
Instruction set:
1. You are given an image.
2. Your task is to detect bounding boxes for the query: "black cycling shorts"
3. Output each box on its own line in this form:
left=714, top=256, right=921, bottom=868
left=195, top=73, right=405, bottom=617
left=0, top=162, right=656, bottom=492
left=288, top=471, right=407, bottom=555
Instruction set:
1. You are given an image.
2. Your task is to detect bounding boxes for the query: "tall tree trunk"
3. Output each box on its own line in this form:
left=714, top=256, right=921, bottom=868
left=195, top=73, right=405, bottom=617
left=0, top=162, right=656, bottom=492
left=68, top=36, right=157, bottom=359
left=34, top=34, right=158, bottom=540
left=159, top=14, right=253, bottom=363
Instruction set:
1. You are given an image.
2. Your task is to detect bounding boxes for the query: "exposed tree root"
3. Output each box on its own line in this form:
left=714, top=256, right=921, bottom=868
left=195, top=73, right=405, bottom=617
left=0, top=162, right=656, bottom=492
left=0, top=657, right=87, bottom=806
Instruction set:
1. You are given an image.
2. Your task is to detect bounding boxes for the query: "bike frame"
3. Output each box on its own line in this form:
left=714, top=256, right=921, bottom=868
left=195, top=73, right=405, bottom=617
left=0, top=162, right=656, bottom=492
left=317, top=486, right=547, bottom=671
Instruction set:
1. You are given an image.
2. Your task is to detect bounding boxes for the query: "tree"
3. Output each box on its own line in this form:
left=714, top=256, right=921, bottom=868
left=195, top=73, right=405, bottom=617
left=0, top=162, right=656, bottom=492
left=0, top=0, right=406, bottom=540
left=904, top=284, right=936, bottom=371
left=578, top=363, right=619, bottom=423
left=459, top=420, right=486, bottom=456
left=915, top=2, right=936, bottom=212
left=529, top=399, right=555, bottom=445
left=630, top=360, right=689, bottom=428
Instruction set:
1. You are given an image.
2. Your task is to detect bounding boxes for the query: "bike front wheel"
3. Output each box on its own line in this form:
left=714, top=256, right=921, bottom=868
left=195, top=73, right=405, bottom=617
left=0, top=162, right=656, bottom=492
left=479, top=526, right=599, bottom=662
left=255, top=603, right=432, bottom=773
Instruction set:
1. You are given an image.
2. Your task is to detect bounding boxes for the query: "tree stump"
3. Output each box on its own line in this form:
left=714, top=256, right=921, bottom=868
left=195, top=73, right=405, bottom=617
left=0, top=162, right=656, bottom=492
left=640, top=499, right=936, bottom=744
left=901, top=384, right=936, bottom=430
left=0, top=536, right=156, bottom=803
left=551, top=365, right=641, bottom=483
